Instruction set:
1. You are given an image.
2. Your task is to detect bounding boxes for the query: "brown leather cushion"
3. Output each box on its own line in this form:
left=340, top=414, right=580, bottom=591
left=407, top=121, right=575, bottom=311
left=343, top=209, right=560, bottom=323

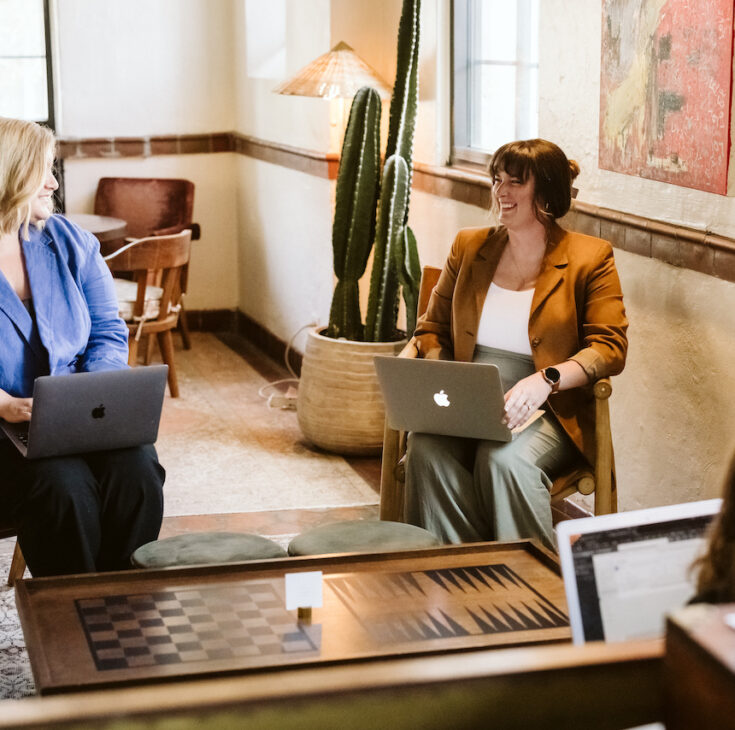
left=94, top=177, right=195, bottom=239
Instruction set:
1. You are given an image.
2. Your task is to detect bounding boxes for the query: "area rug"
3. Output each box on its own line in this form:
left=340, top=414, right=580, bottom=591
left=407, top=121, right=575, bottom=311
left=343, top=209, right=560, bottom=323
left=0, top=544, right=34, bottom=700
left=157, top=333, right=379, bottom=517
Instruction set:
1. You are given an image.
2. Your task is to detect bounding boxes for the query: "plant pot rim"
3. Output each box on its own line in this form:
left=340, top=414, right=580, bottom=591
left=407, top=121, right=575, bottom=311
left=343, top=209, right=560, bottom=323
left=309, top=325, right=408, bottom=347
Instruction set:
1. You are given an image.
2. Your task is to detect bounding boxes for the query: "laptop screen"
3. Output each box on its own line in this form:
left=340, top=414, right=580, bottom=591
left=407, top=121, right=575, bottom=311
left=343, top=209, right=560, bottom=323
left=556, top=499, right=721, bottom=644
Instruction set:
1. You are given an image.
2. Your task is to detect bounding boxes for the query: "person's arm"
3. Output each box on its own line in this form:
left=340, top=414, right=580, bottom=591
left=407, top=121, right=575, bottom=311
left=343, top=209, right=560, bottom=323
left=74, top=232, right=129, bottom=372
left=406, top=231, right=464, bottom=360
left=0, top=389, right=32, bottom=423
left=503, top=240, right=628, bottom=430
left=503, top=360, right=588, bottom=430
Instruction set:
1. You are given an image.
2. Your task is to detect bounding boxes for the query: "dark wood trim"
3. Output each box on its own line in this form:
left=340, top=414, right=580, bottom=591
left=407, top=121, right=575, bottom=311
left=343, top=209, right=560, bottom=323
left=57, top=131, right=735, bottom=281
left=236, top=310, right=303, bottom=376
left=232, top=134, right=340, bottom=179
left=179, top=308, right=302, bottom=375
left=57, top=132, right=340, bottom=180
left=182, top=308, right=239, bottom=334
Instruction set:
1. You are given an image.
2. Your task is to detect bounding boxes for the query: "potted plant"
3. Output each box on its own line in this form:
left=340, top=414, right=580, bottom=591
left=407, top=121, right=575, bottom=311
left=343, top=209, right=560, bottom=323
left=297, top=0, right=421, bottom=455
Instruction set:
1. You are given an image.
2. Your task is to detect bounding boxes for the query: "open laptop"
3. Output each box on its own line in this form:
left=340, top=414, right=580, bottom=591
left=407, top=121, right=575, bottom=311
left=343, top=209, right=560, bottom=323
left=374, top=356, right=541, bottom=441
left=0, top=365, right=168, bottom=459
left=556, top=498, right=721, bottom=644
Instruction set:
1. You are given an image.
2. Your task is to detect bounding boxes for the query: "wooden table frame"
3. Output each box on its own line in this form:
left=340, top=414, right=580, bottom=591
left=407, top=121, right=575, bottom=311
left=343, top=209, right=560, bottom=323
left=17, top=541, right=571, bottom=695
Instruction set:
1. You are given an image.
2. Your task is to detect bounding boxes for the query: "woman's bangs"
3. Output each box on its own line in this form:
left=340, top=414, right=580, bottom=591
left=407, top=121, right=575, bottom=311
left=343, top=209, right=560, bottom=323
left=490, top=146, right=532, bottom=182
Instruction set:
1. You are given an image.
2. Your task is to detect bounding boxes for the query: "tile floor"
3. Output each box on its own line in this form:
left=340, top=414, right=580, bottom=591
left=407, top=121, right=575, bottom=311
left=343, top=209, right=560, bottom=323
left=156, top=331, right=381, bottom=544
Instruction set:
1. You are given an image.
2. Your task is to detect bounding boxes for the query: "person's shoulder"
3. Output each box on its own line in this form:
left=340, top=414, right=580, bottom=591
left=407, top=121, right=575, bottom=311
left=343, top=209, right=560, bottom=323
left=558, top=227, right=614, bottom=258
left=454, top=225, right=504, bottom=249
left=43, top=213, right=84, bottom=237
left=41, top=215, right=97, bottom=254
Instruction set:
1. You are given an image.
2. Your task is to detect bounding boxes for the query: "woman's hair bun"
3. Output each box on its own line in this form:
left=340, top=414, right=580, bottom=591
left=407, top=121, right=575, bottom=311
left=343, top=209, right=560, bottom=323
left=568, top=159, right=580, bottom=182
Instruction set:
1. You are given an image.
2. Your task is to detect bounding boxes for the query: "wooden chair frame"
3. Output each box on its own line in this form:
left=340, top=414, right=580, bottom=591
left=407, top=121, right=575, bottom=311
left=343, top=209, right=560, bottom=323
left=94, top=176, right=201, bottom=351
left=379, top=266, right=617, bottom=523
left=104, top=230, right=192, bottom=397
left=0, top=526, right=26, bottom=586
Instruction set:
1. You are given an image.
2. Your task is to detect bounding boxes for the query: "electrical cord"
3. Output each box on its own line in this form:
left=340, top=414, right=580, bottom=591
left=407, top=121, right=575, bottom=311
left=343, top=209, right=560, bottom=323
left=257, top=322, right=318, bottom=409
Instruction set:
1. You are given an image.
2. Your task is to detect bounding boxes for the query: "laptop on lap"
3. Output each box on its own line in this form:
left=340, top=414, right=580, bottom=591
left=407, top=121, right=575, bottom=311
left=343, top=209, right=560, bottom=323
left=374, top=356, right=541, bottom=441
left=0, top=365, right=168, bottom=459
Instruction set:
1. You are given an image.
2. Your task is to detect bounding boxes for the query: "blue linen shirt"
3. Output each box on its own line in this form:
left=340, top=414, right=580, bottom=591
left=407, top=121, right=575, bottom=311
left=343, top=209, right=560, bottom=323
left=0, top=215, right=129, bottom=398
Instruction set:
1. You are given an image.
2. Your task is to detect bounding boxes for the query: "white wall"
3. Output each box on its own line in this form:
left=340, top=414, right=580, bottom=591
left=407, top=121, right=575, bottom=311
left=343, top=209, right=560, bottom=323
left=55, top=0, right=239, bottom=310
left=54, top=0, right=235, bottom=137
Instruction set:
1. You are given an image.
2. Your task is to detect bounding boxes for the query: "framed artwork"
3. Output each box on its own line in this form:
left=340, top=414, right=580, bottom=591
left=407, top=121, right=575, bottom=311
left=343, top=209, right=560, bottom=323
left=599, top=0, right=734, bottom=195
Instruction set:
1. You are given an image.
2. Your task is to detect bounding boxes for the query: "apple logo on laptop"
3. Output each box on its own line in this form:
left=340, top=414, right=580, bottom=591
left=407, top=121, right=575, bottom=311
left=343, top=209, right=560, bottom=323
left=433, top=389, right=450, bottom=407
left=91, top=404, right=106, bottom=419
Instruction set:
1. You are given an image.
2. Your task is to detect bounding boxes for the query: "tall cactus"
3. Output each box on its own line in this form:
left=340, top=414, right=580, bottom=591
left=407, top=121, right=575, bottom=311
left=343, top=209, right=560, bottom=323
left=327, top=87, right=381, bottom=340
left=365, top=0, right=421, bottom=342
left=385, top=0, right=420, bottom=172
left=326, top=0, right=421, bottom=343
left=365, top=155, right=409, bottom=341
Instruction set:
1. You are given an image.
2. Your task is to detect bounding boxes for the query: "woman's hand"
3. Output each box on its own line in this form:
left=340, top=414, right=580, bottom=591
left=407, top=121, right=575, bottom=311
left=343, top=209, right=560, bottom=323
left=502, top=372, right=551, bottom=430
left=0, top=393, right=33, bottom=423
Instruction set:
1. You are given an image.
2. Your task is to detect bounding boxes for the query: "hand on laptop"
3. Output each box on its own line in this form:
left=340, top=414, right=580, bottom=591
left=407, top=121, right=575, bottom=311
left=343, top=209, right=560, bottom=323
left=0, top=391, right=32, bottom=423
left=502, top=372, right=550, bottom=430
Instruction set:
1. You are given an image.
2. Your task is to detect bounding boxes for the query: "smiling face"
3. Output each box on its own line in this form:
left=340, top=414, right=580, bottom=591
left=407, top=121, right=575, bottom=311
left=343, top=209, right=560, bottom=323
left=29, top=156, right=58, bottom=225
left=491, top=169, right=539, bottom=231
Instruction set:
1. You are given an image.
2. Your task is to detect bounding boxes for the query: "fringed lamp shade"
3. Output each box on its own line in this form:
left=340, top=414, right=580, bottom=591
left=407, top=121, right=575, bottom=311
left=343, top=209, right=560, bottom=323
left=274, top=41, right=392, bottom=100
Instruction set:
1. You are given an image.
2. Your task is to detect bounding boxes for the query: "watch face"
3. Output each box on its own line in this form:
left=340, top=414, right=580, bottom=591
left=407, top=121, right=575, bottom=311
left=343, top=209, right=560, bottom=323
left=545, top=367, right=560, bottom=383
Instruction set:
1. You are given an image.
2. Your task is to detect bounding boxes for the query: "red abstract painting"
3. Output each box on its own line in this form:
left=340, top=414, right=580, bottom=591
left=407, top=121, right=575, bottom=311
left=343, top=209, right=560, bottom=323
left=599, top=0, right=734, bottom=195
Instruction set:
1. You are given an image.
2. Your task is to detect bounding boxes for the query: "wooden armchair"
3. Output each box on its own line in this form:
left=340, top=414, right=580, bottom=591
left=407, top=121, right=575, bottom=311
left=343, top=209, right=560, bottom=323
left=94, top=177, right=200, bottom=350
left=104, top=230, right=192, bottom=398
left=379, top=266, right=617, bottom=523
left=0, top=525, right=26, bottom=586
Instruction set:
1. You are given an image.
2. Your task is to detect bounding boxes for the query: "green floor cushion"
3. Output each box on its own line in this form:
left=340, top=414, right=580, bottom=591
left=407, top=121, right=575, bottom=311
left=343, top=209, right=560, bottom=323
left=131, top=532, right=287, bottom=568
left=287, top=520, right=441, bottom=557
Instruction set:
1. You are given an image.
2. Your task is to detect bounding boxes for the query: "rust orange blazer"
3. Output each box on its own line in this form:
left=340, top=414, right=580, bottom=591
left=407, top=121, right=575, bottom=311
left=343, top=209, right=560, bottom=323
left=407, top=224, right=629, bottom=465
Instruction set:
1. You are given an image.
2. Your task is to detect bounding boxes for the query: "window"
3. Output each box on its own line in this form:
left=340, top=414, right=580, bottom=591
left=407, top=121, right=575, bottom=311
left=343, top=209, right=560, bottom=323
left=0, top=0, right=55, bottom=127
left=452, top=0, right=539, bottom=167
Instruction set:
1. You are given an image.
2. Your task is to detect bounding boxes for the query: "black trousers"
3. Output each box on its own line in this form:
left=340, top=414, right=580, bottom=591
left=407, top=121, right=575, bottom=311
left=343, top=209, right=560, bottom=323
left=0, top=439, right=165, bottom=577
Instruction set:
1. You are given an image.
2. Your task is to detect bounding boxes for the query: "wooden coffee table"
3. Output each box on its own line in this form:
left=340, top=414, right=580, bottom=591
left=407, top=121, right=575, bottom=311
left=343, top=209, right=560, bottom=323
left=15, top=541, right=571, bottom=695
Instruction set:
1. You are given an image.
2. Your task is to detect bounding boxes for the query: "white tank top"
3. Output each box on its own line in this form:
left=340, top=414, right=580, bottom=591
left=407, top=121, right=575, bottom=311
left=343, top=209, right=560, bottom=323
left=476, top=282, right=534, bottom=355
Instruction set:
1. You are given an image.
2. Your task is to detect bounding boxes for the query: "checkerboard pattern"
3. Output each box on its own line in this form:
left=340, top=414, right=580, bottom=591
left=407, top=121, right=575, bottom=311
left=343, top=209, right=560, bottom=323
left=76, top=583, right=318, bottom=671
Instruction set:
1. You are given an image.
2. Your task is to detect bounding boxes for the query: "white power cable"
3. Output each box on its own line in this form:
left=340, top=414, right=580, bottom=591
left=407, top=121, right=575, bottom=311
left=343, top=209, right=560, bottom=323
left=257, top=322, right=318, bottom=410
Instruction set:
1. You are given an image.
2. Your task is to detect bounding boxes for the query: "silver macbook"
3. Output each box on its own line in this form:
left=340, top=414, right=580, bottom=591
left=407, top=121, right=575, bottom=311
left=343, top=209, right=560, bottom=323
left=0, top=365, right=168, bottom=459
left=556, top=499, right=721, bottom=644
left=374, top=356, right=541, bottom=441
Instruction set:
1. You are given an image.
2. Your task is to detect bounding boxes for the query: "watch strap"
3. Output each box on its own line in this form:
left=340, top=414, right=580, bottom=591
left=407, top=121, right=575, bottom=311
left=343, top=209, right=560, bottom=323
left=541, top=367, right=561, bottom=394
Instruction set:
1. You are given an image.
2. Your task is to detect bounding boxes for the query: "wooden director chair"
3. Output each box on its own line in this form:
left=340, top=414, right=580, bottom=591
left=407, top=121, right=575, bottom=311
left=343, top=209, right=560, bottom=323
left=104, top=230, right=193, bottom=398
left=0, top=524, right=26, bottom=586
left=379, top=265, right=617, bottom=524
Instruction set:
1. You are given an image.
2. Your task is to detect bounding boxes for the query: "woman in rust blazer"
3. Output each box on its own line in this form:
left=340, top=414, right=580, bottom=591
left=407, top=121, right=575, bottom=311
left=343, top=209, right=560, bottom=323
left=404, top=139, right=628, bottom=551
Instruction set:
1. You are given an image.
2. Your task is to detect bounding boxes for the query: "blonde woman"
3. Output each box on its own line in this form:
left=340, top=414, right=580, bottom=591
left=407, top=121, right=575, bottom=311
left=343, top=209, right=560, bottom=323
left=0, top=117, right=164, bottom=576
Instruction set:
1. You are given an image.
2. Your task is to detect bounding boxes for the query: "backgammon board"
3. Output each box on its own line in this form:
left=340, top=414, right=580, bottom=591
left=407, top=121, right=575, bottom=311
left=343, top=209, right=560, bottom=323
left=16, top=541, right=570, bottom=694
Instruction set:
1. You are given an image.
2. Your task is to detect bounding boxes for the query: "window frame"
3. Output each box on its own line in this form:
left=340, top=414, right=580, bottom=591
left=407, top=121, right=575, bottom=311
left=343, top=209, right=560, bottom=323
left=450, top=0, right=539, bottom=172
left=42, top=0, right=56, bottom=130
left=0, top=0, right=56, bottom=129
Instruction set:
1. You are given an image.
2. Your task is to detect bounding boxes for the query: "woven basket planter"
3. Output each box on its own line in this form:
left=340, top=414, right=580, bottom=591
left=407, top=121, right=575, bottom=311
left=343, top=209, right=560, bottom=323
left=297, top=327, right=406, bottom=455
